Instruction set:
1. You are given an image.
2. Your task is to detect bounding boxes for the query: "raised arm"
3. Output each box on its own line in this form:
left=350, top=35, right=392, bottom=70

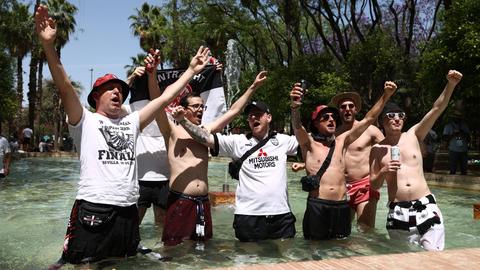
left=138, top=46, right=210, bottom=130
left=205, top=71, right=268, bottom=132
left=126, top=66, right=146, bottom=87
left=412, top=70, right=462, bottom=141
left=290, top=82, right=311, bottom=150
left=139, top=53, right=172, bottom=141
left=35, top=5, right=82, bottom=125
left=345, top=81, right=397, bottom=146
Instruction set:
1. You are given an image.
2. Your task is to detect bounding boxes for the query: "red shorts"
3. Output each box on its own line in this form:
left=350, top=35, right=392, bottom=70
left=346, top=176, right=380, bottom=208
left=162, top=191, right=212, bottom=246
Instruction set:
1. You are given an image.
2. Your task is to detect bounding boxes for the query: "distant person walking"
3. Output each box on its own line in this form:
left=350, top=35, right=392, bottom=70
left=22, top=127, right=33, bottom=151
left=0, top=135, right=11, bottom=178
left=443, top=110, right=470, bottom=175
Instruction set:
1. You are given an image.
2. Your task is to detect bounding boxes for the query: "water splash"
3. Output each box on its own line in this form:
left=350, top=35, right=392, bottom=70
left=223, top=39, right=242, bottom=189
left=225, top=39, right=241, bottom=110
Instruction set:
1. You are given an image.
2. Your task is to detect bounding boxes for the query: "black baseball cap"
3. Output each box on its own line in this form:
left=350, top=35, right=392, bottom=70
left=244, top=101, right=270, bottom=115
left=381, top=102, right=404, bottom=118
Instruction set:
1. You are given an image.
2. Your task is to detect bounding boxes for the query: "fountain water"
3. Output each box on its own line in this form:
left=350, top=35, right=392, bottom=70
left=220, top=39, right=242, bottom=193
left=1, top=157, right=479, bottom=269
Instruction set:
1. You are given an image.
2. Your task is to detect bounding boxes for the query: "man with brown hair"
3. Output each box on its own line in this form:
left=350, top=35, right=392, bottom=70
left=331, top=92, right=384, bottom=229
left=370, top=70, right=462, bottom=251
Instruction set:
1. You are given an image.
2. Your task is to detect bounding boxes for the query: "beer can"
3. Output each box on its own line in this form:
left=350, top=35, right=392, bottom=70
left=391, top=145, right=400, bottom=161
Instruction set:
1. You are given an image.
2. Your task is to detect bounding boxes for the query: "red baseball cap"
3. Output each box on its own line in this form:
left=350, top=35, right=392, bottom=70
left=311, top=105, right=339, bottom=121
left=87, top=74, right=130, bottom=109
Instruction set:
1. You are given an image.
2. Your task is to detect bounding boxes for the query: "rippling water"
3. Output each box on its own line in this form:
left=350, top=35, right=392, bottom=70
left=0, top=158, right=479, bottom=269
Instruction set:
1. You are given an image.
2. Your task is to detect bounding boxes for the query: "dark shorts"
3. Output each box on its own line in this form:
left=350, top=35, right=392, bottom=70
left=61, top=200, right=140, bottom=264
left=303, top=197, right=351, bottom=240
left=137, top=180, right=169, bottom=209
left=23, top=137, right=31, bottom=144
left=162, top=190, right=212, bottom=246
left=233, top=212, right=296, bottom=242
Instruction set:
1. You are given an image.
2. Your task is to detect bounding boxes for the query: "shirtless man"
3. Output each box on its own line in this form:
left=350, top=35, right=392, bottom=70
left=369, top=70, right=462, bottom=251
left=148, top=71, right=268, bottom=246
left=290, top=81, right=396, bottom=239
left=331, top=92, right=384, bottom=229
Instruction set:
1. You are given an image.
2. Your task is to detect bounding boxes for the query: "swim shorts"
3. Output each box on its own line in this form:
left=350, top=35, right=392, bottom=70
left=303, top=197, right=351, bottom=240
left=137, top=180, right=169, bottom=209
left=386, top=194, right=444, bottom=251
left=346, top=175, right=380, bottom=208
left=162, top=190, right=212, bottom=246
left=61, top=200, right=140, bottom=264
left=233, top=212, right=296, bottom=242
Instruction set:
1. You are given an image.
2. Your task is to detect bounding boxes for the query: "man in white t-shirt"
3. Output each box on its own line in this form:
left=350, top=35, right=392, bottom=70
left=0, top=135, right=11, bottom=178
left=125, top=67, right=170, bottom=231
left=172, top=101, right=299, bottom=242
left=36, top=5, right=211, bottom=265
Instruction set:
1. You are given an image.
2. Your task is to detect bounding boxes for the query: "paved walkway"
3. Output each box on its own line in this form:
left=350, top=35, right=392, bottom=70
left=208, top=248, right=480, bottom=269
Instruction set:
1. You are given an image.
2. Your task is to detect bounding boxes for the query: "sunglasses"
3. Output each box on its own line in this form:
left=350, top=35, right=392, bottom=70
left=319, top=113, right=338, bottom=121
left=187, top=103, right=205, bottom=110
left=340, top=103, right=355, bottom=110
left=385, top=112, right=406, bottom=120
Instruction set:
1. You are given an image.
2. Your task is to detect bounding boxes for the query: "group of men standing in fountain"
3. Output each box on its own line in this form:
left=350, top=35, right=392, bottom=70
left=35, top=4, right=464, bottom=268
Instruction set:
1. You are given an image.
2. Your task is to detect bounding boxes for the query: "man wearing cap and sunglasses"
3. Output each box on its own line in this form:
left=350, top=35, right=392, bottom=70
left=36, top=5, right=211, bottom=265
left=331, top=92, right=384, bottom=230
left=369, top=70, right=463, bottom=251
left=149, top=71, right=268, bottom=246
left=172, top=99, right=299, bottom=242
left=290, top=80, right=397, bottom=240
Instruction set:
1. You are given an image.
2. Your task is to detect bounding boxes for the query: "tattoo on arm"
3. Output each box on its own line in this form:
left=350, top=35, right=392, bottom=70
left=180, top=119, right=210, bottom=144
left=292, top=108, right=302, bottom=129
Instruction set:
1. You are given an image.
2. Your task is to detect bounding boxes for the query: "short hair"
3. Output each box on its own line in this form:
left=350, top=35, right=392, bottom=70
left=179, top=93, right=201, bottom=108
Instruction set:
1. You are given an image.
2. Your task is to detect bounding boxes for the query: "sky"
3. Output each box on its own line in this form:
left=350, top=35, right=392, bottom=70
left=22, top=0, right=162, bottom=106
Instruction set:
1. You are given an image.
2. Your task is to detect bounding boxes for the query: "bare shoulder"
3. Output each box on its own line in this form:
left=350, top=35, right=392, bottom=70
left=367, top=124, right=382, bottom=134
left=367, top=124, right=384, bottom=141
left=405, top=127, right=418, bottom=137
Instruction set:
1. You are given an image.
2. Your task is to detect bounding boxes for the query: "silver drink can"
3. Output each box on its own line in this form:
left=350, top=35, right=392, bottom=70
left=391, top=145, right=400, bottom=161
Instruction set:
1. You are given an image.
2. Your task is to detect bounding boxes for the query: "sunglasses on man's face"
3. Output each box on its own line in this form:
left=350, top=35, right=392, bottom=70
left=385, top=112, right=406, bottom=120
left=340, top=103, right=355, bottom=110
left=187, top=103, right=205, bottom=110
left=319, top=113, right=338, bottom=122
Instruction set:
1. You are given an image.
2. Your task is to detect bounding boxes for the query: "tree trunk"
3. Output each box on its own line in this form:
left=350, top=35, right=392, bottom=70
left=16, top=55, right=24, bottom=119
left=34, top=57, right=45, bottom=147
left=27, top=48, right=38, bottom=147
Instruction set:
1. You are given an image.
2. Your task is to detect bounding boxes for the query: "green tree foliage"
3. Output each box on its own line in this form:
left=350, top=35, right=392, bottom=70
left=418, top=0, right=480, bottom=128
left=0, top=0, right=19, bottom=133
left=0, top=46, right=17, bottom=131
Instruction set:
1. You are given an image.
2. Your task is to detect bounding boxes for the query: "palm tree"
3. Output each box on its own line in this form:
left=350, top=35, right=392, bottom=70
left=32, top=0, right=78, bottom=147
left=44, top=78, right=82, bottom=151
left=4, top=1, right=32, bottom=123
left=129, top=3, right=167, bottom=68
left=124, top=53, right=147, bottom=77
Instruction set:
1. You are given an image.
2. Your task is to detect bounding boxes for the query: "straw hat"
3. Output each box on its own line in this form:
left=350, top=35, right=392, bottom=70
left=330, top=92, right=362, bottom=111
